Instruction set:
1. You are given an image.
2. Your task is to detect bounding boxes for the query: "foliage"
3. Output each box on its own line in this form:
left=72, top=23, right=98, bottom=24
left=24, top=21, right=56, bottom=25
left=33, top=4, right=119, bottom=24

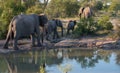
left=26, top=2, right=43, bottom=14
left=0, top=0, right=26, bottom=39
left=97, top=15, right=113, bottom=30
left=45, top=0, right=79, bottom=18
left=73, top=18, right=98, bottom=37
left=73, top=15, right=113, bottom=37
left=93, top=1, right=103, bottom=10
left=0, top=0, right=42, bottom=39
left=108, top=0, right=120, bottom=12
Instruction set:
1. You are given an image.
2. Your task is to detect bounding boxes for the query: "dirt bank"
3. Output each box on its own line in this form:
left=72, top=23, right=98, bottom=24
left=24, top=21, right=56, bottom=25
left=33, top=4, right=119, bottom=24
left=54, top=36, right=118, bottom=49
left=0, top=35, right=119, bottom=54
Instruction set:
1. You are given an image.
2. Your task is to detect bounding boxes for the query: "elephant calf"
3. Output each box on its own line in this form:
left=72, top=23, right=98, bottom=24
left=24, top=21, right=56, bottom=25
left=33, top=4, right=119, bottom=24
left=45, top=19, right=58, bottom=40
left=45, top=19, right=63, bottom=41
left=67, top=20, right=76, bottom=35
left=3, top=14, right=48, bottom=50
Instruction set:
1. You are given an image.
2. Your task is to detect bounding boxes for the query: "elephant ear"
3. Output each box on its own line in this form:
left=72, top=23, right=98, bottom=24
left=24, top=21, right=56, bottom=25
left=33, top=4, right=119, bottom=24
left=38, top=14, right=48, bottom=27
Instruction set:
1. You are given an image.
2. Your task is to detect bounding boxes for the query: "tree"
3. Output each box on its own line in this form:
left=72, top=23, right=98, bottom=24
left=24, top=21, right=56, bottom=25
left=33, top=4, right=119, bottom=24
left=108, top=0, right=120, bottom=13
left=45, top=0, right=79, bottom=18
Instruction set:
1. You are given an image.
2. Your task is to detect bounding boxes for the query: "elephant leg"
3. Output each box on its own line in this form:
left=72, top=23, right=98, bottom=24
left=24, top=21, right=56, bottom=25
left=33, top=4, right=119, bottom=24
left=61, top=27, right=63, bottom=37
left=30, top=34, right=36, bottom=47
left=3, top=29, right=12, bottom=49
left=55, top=29, right=59, bottom=39
left=13, top=33, right=19, bottom=50
left=46, top=32, right=50, bottom=41
left=36, top=29, right=42, bottom=47
left=53, top=29, right=59, bottom=39
left=36, top=35, right=42, bottom=47
left=72, top=27, right=75, bottom=33
left=67, top=29, right=70, bottom=35
left=3, top=35, right=10, bottom=49
left=53, top=31, right=55, bottom=39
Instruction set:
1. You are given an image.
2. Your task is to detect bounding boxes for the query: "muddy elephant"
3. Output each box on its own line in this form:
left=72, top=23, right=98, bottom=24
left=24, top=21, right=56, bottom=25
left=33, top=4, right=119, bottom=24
left=78, top=6, right=93, bottom=19
left=3, top=14, right=48, bottom=50
left=67, top=20, right=76, bottom=35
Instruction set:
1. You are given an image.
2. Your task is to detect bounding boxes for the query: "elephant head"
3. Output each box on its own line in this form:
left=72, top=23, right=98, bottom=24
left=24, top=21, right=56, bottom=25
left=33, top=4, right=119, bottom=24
left=38, top=14, right=48, bottom=27
left=3, top=14, right=48, bottom=50
left=38, top=14, right=48, bottom=43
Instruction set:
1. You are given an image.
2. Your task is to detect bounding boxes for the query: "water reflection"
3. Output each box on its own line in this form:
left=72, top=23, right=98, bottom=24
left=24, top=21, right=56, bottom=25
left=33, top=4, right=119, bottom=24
left=0, top=49, right=120, bottom=73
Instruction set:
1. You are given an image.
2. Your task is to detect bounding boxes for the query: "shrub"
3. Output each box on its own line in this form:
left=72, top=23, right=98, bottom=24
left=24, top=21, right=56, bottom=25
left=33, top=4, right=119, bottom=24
left=73, top=18, right=98, bottom=37
left=97, top=15, right=113, bottom=30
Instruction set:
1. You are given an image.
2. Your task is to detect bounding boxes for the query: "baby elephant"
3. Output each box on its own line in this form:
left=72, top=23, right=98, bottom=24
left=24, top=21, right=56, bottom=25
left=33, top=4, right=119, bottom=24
left=67, top=20, right=76, bottom=35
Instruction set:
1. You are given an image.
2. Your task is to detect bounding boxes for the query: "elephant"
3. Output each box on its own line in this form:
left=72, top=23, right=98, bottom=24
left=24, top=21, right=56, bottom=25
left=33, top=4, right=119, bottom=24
left=3, top=14, right=48, bottom=50
left=78, top=6, right=93, bottom=19
left=67, top=20, right=76, bottom=35
left=55, top=19, right=63, bottom=37
left=45, top=19, right=59, bottom=40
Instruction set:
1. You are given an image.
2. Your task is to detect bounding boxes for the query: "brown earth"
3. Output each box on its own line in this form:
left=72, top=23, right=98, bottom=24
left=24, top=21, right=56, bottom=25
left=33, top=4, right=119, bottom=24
left=0, top=35, right=119, bottom=54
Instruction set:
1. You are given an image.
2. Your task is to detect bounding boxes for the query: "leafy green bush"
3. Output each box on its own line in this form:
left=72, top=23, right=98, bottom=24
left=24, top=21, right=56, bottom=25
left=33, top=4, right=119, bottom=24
left=0, top=0, right=26, bottom=39
left=97, top=15, right=113, bottom=30
left=73, top=18, right=98, bottom=37
left=26, top=3, right=43, bottom=14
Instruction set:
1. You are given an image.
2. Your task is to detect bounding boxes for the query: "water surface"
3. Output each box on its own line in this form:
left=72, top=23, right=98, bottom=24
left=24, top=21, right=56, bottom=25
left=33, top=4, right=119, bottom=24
left=0, top=48, right=120, bottom=73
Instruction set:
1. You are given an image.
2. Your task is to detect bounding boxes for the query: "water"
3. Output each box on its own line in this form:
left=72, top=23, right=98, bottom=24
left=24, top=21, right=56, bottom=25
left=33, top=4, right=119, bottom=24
left=0, top=48, right=120, bottom=73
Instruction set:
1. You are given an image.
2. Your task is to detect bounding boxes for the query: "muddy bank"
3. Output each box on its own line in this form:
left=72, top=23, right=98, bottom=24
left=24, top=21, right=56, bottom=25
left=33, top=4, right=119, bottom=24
left=54, top=37, right=118, bottom=49
left=0, top=36, right=119, bottom=54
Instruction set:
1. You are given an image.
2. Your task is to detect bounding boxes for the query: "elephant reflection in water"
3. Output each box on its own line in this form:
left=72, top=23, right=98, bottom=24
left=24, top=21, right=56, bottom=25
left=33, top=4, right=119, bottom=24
left=45, top=19, right=63, bottom=41
left=66, top=20, right=77, bottom=35
left=4, top=51, right=46, bottom=73
left=3, top=13, right=48, bottom=50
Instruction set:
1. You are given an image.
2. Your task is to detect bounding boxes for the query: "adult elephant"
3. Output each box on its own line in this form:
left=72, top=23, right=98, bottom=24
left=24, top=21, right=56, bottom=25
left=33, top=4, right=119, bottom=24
left=3, top=14, right=48, bottom=50
left=78, top=6, right=93, bottom=19
left=67, top=20, right=76, bottom=35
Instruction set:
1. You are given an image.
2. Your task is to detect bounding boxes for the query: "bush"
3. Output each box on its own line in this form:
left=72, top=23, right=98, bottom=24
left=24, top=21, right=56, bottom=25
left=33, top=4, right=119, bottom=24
left=97, top=15, right=113, bottom=30
left=0, top=0, right=26, bottom=39
left=73, top=18, right=98, bottom=37
left=0, top=22, right=8, bottom=39
left=26, top=3, right=43, bottom=14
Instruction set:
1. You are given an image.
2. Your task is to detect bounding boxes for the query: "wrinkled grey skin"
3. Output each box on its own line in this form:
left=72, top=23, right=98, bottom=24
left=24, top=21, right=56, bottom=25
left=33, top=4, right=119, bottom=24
left=78, top=6, right=93, bottom=19
left=3, top=14, right=48, bottom=50
left=55, top=19, right=63, bottom=37
left=67, top=20, right=76, bottom=35
left=45, top=19, right=63, bottom=40
left=45, top=19, right=59, bottom=40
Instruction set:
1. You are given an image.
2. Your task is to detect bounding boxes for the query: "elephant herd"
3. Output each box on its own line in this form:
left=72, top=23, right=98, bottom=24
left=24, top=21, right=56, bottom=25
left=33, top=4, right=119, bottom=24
left=3, top=14, right=77, bottom=50
left=3, top=6, right=93, bottom=50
